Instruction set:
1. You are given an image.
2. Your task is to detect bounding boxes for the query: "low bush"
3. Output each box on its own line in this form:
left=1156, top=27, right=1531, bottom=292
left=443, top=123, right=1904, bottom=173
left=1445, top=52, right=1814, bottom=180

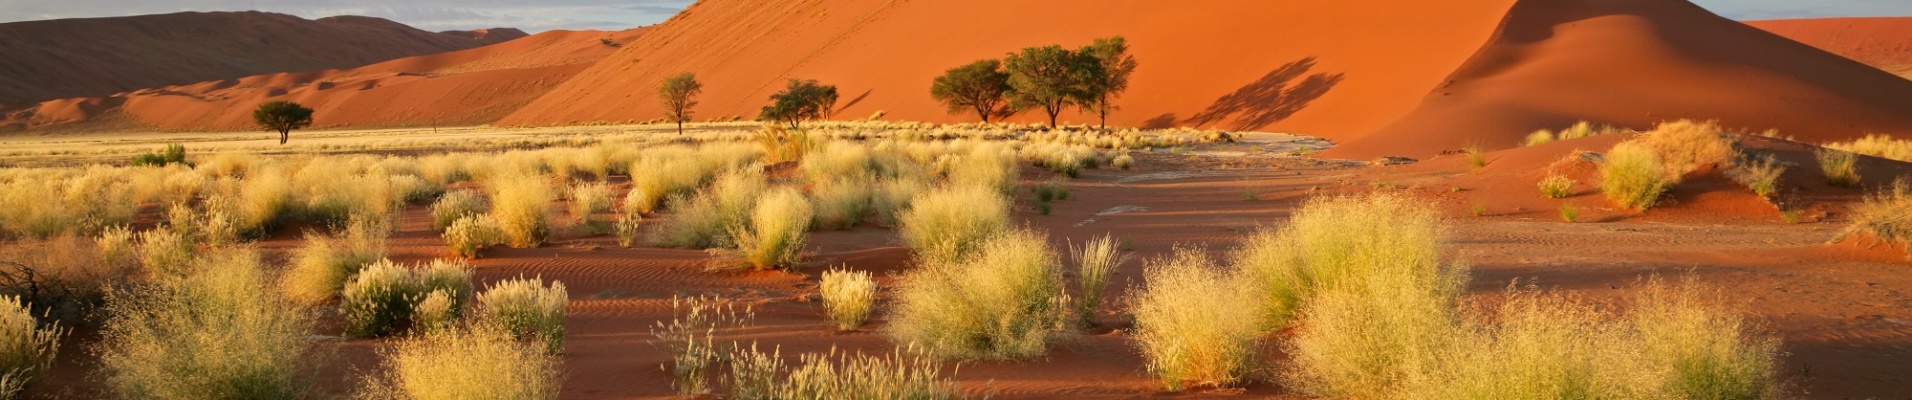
left=282, top=219, right=389, bottom=305
left=889, top=230, right=1063, bottom=360
left=719, top=188, right=814, bottom=271
left=1111, top=153, right=1136, bottom=170
left=361, top=327, right=561, bottom=400
left=1601, top=142, right=1676, bottom=211
left=0, top=295, right=62, bottom=397
left=340, top=259, right=475, bottom=338
left=429, top=190, right=487, bottom=231
left=485, top=173, right=553, bottom=248
left=1234, top=192, right=1456, bottom=329
left=651, top=169, right=766, bottom=249
left=1537, top=173, right=1575, bottom=198
left=1826, top=133, right=1912, bottom=162
left=476, top=277, right=568, bottom=354
left=1817, top=148, right=1860, bottom=188
left=1070, top=234, right=1129, bottom=328
left=819, top=268, right=878, bottom=331
left=444, top=215, right=507, bottom=258
left=130, top=144, right=189, bottom=167
left=98, top=249, right=318, bottom=399
left=1839, top=180, right=1912, bottom=256
left=897, top=185, right=1011, bottom=264
left=1636, top=120, right=1738, bottom=176
left=723, top=345, right=964, bottom=399
left=137, top=228, right=197, bottom=278
left=1131, top=249, right=1263, bottom=391
left=0, top=233, right=139, bottom=324
left=1728, top=154, right=1787, bottom=198
left=868, top=177, right=929, bottom=227
left=568, top=182, right=613, bottom=235
left=811, top=178, right=872, bottom=230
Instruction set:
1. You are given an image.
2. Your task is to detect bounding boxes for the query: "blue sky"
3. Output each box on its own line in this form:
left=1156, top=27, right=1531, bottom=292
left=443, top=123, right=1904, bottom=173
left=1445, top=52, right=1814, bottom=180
left=0, top=1, right=1907, bottom=32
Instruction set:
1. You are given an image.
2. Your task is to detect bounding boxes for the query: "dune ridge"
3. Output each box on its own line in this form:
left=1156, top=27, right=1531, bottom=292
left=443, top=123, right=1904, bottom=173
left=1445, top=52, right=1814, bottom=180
left=1748, top=17, right=1912, bottom=77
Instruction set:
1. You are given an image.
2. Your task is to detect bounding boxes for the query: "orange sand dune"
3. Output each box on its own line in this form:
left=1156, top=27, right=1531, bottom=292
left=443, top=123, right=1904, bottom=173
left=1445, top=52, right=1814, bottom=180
left=437, top=28, right=531, bottom=46
left=500, top=0, right=1520, bottom=136
left=0, top=11, right=516, bottom=105
left=0, top=28, right=644, bottom=131
left=1332, top=0, right=1912, bottom=158
left=1749, top=17, right=1912, bottom=76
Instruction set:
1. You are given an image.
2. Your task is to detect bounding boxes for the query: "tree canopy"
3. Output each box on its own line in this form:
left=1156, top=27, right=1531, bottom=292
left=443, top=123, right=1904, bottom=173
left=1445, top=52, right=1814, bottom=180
left=930, top=59, right=1019, bottom=123
left=1079, top=36, right=1138, bottom=130
left=758, top=79, right=839, bottom=130
left=1004, top=45, right=1103, bottom=128
left=252, top=100, right=314, bottom=145
left=658, top=72, right=703, bottom=135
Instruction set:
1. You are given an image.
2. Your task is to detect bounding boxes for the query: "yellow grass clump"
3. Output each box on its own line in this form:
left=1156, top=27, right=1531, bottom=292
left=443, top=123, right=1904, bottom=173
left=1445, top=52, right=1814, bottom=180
left=889, top=230, right=1063, bottom=360
left=1635, top=120, right=1738, bottom=176
left=1728, top=154, right=1787, bottom=198
left=340, top=259, right=476, bottom=338
left=1826, top=133, right=1912, bottom=162
left=1600, top=141, right=1677, bottom=211
left=361, top=327, right=562, bottom=400
left=651, top=168, right=767, bottom=249
left=1234, top=192, right=1457, bottom=328
left=722, top=345, right=964, bottom=399
left=476, top=277, right=568, bottom=354
left=568, top=181, right=614, bottom=234
left=485, top=173, right=553, bottom=248
left=0, top=232, right=139, bottom=324
left=1839, top=180, right=1912, bottom=256
left=897, top=185, right=1011, bottom=264
left=282, top=217, right=389, bottom=305
left=98, top=249, right=319, bottom=399
left=1816, top=148, right=1860, bottom=188
left=718, top=188, right=814, bottom=271
left=1071, top=234, right=1130, bottom=328
left=0, top=295, right=62, bottom=397
left=811, top=177, right=873, bottom=230
left=1131, top=249, right=1263, bottom=391
left=444, top=215, right=507, bottom=258
left=1538, top=173, right=1575, bottom=198
left=429, top=189, right=487, bottom=231
left=819, top=268, right=878, bottom=331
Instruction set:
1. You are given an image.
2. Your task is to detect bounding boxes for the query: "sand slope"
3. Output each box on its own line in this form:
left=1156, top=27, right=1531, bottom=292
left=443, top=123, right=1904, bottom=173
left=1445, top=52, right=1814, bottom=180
left=0, top=28, right=645, bottom=131
left=499, top=0, right=1518, bottom=137
left=437, top=28, right=531, bottom=45
left=0, top=11, right=516, bottom=105
left=1332, top=0, right=1912, bottom=158
left=1749, top=17, right=1912, bottom=76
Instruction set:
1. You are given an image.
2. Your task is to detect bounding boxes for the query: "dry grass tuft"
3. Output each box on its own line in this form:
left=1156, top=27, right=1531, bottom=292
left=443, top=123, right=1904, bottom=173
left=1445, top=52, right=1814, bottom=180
left=476, top=277, right=568, bottom=354
left=429, top=189, right=487, bottom=231
left=1538, top=173, right=1575, bottom=198
left=1071, top=234, right=1129, bottom=328
left=1601, top=141, right=1676, bottom=211
left=0, top=295, right=62, bottom=397
left=651, top=168, right=766, bottom=249
left=98, top=249, right=319, bottom=399
left=1816, top=148, right=1860, bottom=188
left=810, top=177, right=872, bottom=230
left=890, top=230, right=1063, bottom=360
left=1826, top=133, right=1912, bottom=162
left=282, top=218, right=389, bottom=305
left=444, top=215, right=507, bottom=258
left=568, top=182, right=614, bottom=235
left=340, top=259, right=475, bottom=338
left=723, top=345, right=964, bottom=399
left=898, top=185, right=1011, bottom=264
left=361, top=327, right=562, bottom=400
left=1635, top=120, right=1738, bottom=176
left=1728, top=154, right=1787, bottom=198
left=1839, top=180, right=1912, bottom=256
left=1131, top=249, right=1263, bottom=391
left=819, top=268, right=878, bottom=331
left=1234, top=192, right=1457, bottom=328
left=485, top=173, right=553, bottom=248
left=717, top=188, right=814, bottom=271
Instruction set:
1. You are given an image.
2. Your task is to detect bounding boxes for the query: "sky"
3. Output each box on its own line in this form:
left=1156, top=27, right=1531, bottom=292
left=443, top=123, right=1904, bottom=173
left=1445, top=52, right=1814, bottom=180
left=0, top=0, right=1908, bottom=32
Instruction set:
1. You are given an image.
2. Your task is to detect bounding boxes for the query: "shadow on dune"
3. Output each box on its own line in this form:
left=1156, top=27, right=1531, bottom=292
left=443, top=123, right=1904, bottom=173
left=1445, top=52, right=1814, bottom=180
left=1185, top=57, right=1344, bottom=131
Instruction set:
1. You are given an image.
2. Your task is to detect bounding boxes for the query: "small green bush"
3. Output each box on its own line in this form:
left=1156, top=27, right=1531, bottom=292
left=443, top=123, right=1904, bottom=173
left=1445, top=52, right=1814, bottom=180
left=130, top=144, right=188, bottom=167
left=340, top=259, right=474, bottom=338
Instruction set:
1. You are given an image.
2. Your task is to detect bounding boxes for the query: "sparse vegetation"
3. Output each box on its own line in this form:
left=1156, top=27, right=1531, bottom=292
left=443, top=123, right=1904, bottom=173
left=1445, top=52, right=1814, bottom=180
left=1131, top=249, right=1262, bottom=391
left=1729, top=154, right=1787, bottom=198
left=897, top=185, right=1012, bottom=264
left=429, top=189, right=487, bottom=231
left=362, top=327, right=562, bottom=400
left=890, top=230, right=1063, bottom=360
left=1839, top=180, right=1912, bottom=256
left=486, top=173, right=553, bottom=248
left=723, top=345, right=965, bottom=399
left=1560, top=203, right=1580, bottom=223
left=652, top=295, right=754, bottom=396
left=0, top=295, right=62, bottom=397
left=1601, top=141, right=1675, bottom=211
left=819, top=268, right=878, bottom=331
left=1071, top=234, right=1129, bottom=328
left=475, top=277, right=568, bottom=354
left=1816, top=148, right=1860, bottom=187
left=652, top=168, right=766, bottom=249
left=810, top=177, right=872, bottom=230
left=1538, top=173, right=1575, bottom=198
left=1825, top=133, right=1912, bottom=162
left=98, top=249, right=319, bottom=399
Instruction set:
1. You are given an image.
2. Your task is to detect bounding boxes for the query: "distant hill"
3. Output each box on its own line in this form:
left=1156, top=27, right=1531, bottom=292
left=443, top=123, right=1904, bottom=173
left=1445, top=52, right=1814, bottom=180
left=0, top=11, right=517, bottom=105
left=1748, top=17, right=1912, bottom=77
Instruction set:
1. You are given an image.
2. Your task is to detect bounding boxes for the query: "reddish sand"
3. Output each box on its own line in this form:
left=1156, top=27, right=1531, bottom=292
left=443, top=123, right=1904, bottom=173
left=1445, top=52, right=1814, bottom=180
left=0, top=11, right=519, bottom=105
left=500, top=0, right=1518, bottom=137
left=1749, top=17, right=1912, bottom=76
left=438, top=28, right=532, bottom=45
left=0, top=28, right=645, bottom=131
left=1331, top=0, right=1912, bottom=158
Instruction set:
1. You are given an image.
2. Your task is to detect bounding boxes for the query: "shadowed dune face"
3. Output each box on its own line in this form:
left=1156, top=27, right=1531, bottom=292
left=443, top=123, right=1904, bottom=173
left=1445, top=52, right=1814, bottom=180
left=1748, top=17, right=1912, bottom=77
left=1330, top=0, right=1912, bottom=158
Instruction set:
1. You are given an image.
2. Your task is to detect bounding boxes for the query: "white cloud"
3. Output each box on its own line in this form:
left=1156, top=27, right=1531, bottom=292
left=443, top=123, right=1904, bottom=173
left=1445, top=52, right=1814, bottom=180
left=0, top=0, right=693, bottom=32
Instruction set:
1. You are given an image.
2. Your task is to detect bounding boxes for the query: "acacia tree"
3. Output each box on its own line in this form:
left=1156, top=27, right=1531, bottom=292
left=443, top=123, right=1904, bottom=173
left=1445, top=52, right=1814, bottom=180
left=658, top=72, right=703, bottom=135
left=758, top=79, right=839, bottom=130
left=252, top=100, right=314, bottom=145
left=1004, top=45, right=1103, bottom=128
left=1079, top=36, right=1138, bottom=131
left=930, top=59, right=1019, bottom=123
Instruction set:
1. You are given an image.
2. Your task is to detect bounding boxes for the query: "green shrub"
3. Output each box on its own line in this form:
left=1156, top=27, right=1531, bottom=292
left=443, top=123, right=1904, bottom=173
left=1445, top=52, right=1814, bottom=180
left=889, top=230, right=1063, bottom=360
left=1070, top=234, right=1129, bottom=328
left=819, top=268, right=877, bottom=331
left=1601, top=142, right=1676, bottom=211
left=1131, top=249, right=1262, bottom=391
left=429, top=190, right=487, bottom=231
left=98, top=249, right=318, bottom=399
left=898, top=185, right=1011, bottom=264
left=476, top=277, right=568, bottom=354
left=362, top=327, right=561, bottom=400
left=130, top=144, right=188, bottom=167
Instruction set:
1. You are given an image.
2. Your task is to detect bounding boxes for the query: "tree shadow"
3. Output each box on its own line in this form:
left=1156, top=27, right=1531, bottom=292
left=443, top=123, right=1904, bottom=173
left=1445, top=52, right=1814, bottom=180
left=1140, top=113, right=1178, bottom=129
left=833, top=89, right=873, bottom=117
left=1184, top=57, right=1345, bottom=131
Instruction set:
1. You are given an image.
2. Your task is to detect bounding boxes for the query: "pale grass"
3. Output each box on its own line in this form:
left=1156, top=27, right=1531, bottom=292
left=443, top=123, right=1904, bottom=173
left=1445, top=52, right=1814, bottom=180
left=651, top=168, right=766, bottom=249
left=444, top=215, right=507, bottom=258
left=1636, top=120, right=1738, bottom=176
left=567, top=182, right=614, bottom=234
left=1538, top=173, right=1575, bottom=198
left=717, top=188, right=813, bottom=271
left=430, top=189, right=487, bottom=231
left=1728, top=154, right=1787, bottom=198
left=0, top=295, right=62, bottom=397
left=889, top=230, right=1063, bottom=360
left=0, top=233, right=139, bottom=323
left=1838, top=180, right=1912, bottom=256
left=1601, top=141, right=1677, bottom=211
left=1233, top=192, right=1457, bottom=329
left=1071, top=234, right=1130, bottom=327
left=1825, top=133, right=1912, bottom=162
left=819, top=268, right=878, bottom=331
left=651, top=295, right=755, bottom=396
left=897, top=185, right=1011, bottom=264
left=811, top=177, right=873, bottom=230
left=1523, top=129, right=1555, bottom=146
left=282, top=218, right=390, bottom=305
left=945, top=143, right=1019, bottom=194
left=1132, top=249, right=1263, bottom=391
left=869, top=177, right=930, bottom=227
left=1112, top=153, right=1135, bottom=170
left=799, top=141, right=876, bottom=184
left=723, top=344, right=963, bottom=399
left=137, top=228, right=197, bottom=277
left=362, top=327, right=561, bottom=400
left=340, top=259, right=475, bottom=338
left=476, top=277, right=568, bottom=354
left=485, top=173, right=553, bottom=248
left=98, top=248, right=319, bottom=399
left=1816, top=148, right=1860, bottom=188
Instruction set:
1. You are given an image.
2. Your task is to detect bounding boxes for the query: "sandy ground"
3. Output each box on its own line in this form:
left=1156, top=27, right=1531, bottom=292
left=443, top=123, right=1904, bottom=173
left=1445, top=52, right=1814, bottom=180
left=25, top=133, right=1910, bottom=398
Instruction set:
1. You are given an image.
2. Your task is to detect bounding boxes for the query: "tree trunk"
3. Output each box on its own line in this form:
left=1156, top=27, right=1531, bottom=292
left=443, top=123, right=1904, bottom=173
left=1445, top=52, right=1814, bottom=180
left=677, top=119, right=684, bottom=135
left=279, top=130, right=289, bottom=145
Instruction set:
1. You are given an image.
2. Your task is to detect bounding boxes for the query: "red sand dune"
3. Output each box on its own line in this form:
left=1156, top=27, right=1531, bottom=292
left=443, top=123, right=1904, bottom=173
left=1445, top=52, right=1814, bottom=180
left=1334, top=0, right=1912, bottom=158
left=437, top=28, right=531, bottom=45
left=0, top=28, right=645, bottom=131
left=0, top=11, right=519, bottom=106
left=1748, top=17, right=1912, bottom=76
left=500, top=0, right=1519, bottom=136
